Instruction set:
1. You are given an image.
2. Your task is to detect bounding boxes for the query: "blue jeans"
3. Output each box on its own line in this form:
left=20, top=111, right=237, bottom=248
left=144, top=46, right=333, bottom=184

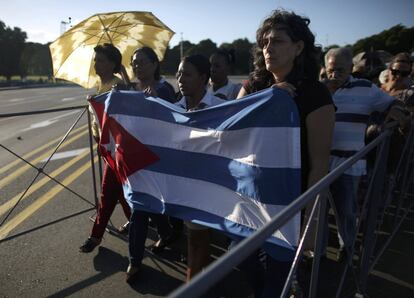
left=128, top=210, right=172, bottom=266
left=330, top=174, right=361, bottom=252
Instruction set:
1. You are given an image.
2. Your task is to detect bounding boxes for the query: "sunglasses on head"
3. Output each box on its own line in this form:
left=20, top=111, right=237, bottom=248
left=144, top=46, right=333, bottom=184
left=390, top=69, right=410, bottom=77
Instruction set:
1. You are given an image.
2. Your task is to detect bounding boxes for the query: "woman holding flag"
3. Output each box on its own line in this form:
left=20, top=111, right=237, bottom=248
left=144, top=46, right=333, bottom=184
left=237, top=10, right=335, bottom=296
left=80, top=43, right=131, bottom=253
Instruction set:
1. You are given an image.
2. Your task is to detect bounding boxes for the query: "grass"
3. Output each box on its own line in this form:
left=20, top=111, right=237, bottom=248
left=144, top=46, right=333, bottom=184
left=0, top=75, right=51, bottom=82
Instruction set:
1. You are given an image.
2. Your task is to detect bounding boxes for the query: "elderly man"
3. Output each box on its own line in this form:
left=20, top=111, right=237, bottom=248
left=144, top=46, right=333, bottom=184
left=324, top=47, right=396, bottom=262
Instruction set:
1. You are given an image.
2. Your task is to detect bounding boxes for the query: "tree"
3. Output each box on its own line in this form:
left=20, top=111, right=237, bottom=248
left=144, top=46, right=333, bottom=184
left=185, top=38, right=217, bottom=58
left=353, top=25, right=414, bottom=55
left=161, top=40, right=195, bottom=75
left=20, top=42, right=53, bottom=78
left=0, top=20, right=27, bottom=81
left=220, top=38, right=254, bottom=75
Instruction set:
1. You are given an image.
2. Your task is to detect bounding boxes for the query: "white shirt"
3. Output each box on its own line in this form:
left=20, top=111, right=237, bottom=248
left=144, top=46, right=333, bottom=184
left=176, top=90, right=226, bottom=110
left=209, top=80, right=242, bottom=100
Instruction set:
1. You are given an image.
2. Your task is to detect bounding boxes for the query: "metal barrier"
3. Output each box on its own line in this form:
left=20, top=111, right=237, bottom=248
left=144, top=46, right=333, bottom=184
left=2, top=99, right=413, bottom=297
left=0, top=105, right=99, bottom=227
left=169, top=121, right=414, bottom=298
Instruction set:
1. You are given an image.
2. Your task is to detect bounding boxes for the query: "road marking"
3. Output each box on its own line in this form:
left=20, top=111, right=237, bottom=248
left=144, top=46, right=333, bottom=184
left=61, top=97, right=80, bottom=102
left=1, top=95, right=48, bottom=107
left=0, top=156, right=98, bottom=241
left=40, top=148, right=88, bottom=162
left=8, top=98, right=28, bottom=102
left=0, top=128, right=89, bottom=190
left=21, top=110, right=80, bottom=131
left=0, top=124, right=88, bottom=176
left=0, top=148, right=93, bottom=217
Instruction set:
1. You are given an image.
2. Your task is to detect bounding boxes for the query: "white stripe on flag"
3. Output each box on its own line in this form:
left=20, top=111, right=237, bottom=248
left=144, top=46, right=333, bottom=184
left=126, top=169, right=300, bottom=247
left=112, top=114, right=301, bottom=169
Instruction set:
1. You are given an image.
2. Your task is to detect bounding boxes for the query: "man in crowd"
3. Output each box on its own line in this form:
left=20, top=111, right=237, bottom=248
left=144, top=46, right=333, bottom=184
left=323, top=47, right=397, bottom=262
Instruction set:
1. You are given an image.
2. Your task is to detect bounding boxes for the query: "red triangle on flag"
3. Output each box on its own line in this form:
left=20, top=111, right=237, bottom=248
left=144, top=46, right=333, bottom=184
left=107, top=116, right=160, bottom=184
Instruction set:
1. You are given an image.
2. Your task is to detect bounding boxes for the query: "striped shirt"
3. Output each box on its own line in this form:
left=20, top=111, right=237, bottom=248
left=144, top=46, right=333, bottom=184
left=330, top=76, right=394, bottom=176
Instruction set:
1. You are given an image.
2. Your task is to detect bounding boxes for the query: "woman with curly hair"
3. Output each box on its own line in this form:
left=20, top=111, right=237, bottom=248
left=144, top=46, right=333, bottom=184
left=237, top=10, right=335, bottom=296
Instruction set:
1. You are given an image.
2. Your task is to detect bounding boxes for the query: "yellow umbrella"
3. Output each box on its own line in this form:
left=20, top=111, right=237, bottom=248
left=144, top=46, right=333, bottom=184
left=49, top=11, right=174, bottom=89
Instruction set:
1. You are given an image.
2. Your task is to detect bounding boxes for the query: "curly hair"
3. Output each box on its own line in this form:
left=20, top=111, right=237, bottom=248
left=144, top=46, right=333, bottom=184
left=248, top=10, right=320, bottom=92
left=93, top=43, right=122, bottom=73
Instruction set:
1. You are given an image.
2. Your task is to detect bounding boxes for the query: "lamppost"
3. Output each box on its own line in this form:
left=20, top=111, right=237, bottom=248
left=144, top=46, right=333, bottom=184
left=60, top=17, right=72, bottom=35
left=180, top=32, right=183, bottom=60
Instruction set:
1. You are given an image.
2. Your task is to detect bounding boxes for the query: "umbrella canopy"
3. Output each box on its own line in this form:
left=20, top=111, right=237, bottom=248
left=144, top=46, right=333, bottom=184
left=49, top=11, right=174, bottom=89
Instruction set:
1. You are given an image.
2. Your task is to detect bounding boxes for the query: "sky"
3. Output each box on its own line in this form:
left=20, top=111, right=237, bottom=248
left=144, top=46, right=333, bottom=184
left=1, top=0, right=414, bottom=49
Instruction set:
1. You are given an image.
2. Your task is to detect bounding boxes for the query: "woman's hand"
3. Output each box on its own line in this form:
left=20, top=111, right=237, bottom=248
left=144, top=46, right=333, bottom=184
left=272, top=82, right=297, bottom=97
left=143, top=85, right=158, bottom=97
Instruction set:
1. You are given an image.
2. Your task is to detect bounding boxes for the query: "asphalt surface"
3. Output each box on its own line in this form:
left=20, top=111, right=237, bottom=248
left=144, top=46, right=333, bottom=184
left=0, top=85, right=413, bottom=298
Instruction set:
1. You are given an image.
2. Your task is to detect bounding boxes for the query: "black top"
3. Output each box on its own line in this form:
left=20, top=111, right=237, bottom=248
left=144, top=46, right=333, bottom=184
left=113, top=79, right=176, bottom=103
left=244, top=80, right=333, bottom=191
left=153, top=80, right=176, bottom=103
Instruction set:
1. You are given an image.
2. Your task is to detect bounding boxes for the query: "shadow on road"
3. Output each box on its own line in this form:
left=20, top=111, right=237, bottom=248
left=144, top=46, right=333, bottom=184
left=0, top=207, right=95, bottom=244
left=46, top=247, right=129, bottom=298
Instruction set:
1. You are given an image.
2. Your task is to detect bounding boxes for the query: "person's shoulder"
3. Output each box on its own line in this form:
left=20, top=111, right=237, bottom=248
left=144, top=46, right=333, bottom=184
left=230, top=80, right=242, bottom=91
left=112, top=76, right=123, bottom=85
left=205, top=91, right=226, bottom=107
left=156, top=78, right=176, bottom=102
left=343, top=77, right=373, bottom=89
left=228, top=80, right=242, bottom=88
left=160, top=78, right=174, bottom=87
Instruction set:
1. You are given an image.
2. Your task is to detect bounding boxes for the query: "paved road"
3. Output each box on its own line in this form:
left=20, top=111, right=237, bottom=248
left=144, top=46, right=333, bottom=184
left=0, top=86, right=413, bottom=297
left=0, top=86, right=184, bottom=297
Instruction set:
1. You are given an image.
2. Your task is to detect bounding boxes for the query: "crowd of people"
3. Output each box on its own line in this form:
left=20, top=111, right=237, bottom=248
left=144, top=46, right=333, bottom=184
left=79, top=8, right=414, bottom=297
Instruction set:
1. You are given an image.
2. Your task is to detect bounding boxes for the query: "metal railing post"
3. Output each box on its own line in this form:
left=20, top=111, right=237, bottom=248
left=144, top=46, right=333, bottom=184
left=392, top=123, right=414, bottom=228
left=308, top=190, right=328, bottom=298
left=169, top=127, right=395, bottom=298
left=86, top=109, right=99, bottom=208
left=357, top=130, right=391, bottom=295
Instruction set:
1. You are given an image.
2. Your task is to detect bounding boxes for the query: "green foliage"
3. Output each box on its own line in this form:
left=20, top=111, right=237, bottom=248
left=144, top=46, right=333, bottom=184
left=352, top=25, right=414, bottom=55
left=185, top=39, right=217, bottom=57
left=161, top=40, right=195, bottom=75
left=20, top=42, right=53, bottom=77
left=0, top=21, right=27, bottom=80
left=221, top=38, right=254, bottom=75
left=161, top=38, right=254, bottom=75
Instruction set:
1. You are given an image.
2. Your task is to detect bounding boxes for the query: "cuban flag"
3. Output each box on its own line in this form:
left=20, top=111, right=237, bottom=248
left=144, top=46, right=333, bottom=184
left=89, top=88, right=301, bottom=251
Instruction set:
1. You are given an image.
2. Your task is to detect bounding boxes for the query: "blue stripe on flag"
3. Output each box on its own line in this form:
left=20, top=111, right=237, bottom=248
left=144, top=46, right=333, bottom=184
left=127, top=191, right=296, bottom=253
left=98, top=86, right=302, bottom=252
left=101, top=88, right=300, bottom=130
left=145, top=145, right=301, bottom=205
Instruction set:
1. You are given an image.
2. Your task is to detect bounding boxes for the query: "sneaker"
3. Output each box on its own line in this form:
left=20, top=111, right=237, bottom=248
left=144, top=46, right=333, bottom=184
left=118, top=221, right=130, bottom=235
left=79, top=237, right=101, bottom=253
